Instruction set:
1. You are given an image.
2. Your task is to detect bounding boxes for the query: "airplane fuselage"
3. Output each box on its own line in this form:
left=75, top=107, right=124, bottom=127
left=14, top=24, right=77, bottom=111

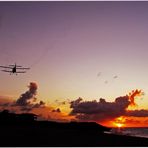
left=0, top=63, right=29, bottom=74
left=12, top=67, right=16, bottom=73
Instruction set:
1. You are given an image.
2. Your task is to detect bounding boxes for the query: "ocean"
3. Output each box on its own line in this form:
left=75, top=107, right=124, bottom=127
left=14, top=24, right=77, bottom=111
left=109, top=127, right=148, bottom=138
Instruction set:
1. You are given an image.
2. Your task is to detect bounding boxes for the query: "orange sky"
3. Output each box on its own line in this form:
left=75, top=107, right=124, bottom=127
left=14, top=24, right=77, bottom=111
left=99, top=90, right=148, bottom=127
left=101, top=116, right=148, bottom=127
left=0, top=84, right=148, bottom=128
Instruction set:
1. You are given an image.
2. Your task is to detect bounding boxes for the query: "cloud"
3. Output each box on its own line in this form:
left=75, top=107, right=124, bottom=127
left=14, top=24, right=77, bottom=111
left=32, top=106, right=74, bottom=122
left=0, top=82, right=46, bottom=112
left=32, top=100, right=46, bottom=108
left=0, top=96, right=14, bottom=111
left=126, top=110, right=148, bottom=117
left=0, top=82, right=74, bottom=122
left=16, top=82, right=38, bottom=106
left=13, top=82, right=46, bottom=111
left=123, top=117, right=148, bottom=127
left=70, top=96, right=130, bottom=122
left=52, top=108, right=61, bottom=113
left=0, top=85, right=147, bottom=124
left=0, top=95, right=13, bottom=104
left=54, top=99, right=67, bottom=105
left=0, top=95, right=12, bottom=100
left=70, top=90, right=147, bottom=122
left=128, top=89, right=143, bottom=106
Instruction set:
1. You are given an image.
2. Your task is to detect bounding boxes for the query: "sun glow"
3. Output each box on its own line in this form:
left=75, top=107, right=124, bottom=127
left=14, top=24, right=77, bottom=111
left=115, top=123, right=123, bottom=128
left=113, top=116, right=126, bottom=128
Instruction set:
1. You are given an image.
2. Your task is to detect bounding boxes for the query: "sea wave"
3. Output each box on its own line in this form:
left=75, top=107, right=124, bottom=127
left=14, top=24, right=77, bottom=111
left=107, top=127, right=148, bottom=138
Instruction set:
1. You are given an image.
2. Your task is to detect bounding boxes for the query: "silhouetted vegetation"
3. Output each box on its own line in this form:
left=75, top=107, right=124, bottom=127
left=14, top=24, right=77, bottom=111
left=0, top=110, right=37, bottom=124
left=0, top=110, right=109, bottom=130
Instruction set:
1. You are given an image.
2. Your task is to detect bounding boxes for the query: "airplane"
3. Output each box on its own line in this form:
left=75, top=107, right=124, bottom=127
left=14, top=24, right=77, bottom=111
left=0, top=63, right=30, bottom=75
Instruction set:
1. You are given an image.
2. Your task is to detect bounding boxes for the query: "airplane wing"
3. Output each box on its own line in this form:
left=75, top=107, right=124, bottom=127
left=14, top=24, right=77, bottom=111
left=1, top=70, right=12, bottom=72
left=16, top=71, right=26, bottom=73
left=0, top=66, right=12, bottom=69
left=16, top=67, right=30, bottom=70
left=9, top=65, right=22, bottom=67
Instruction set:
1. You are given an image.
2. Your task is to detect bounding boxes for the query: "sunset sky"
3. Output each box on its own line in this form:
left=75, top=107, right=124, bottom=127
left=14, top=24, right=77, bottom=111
left=0, top=1, right=148, bottom=127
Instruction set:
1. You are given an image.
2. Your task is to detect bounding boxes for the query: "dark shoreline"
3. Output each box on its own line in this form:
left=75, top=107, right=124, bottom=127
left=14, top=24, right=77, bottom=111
left=0, top=111, right=147, bottom=147
left=0, top=123, right=148, bottom=147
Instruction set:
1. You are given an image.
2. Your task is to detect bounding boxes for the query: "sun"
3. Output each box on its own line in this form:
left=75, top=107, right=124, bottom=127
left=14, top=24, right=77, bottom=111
left=115, top=123, right=123, bottom=128
left=113, top=116, right=126, bottom=128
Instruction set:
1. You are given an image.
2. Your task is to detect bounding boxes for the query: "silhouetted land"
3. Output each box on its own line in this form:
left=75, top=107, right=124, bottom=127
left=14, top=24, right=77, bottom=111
left=0, top=110, right=148, bottom=147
